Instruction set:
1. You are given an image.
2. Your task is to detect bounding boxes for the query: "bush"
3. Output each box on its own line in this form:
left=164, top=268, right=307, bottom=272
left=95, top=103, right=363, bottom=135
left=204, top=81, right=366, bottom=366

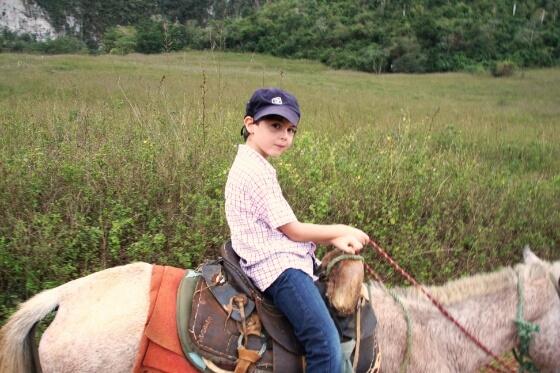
left=41, top=36, right=86, bottom=54
left=103, top=26, right=137, bottom=55
left=184, top=20, right=210, bottom=50
left=391, top=52, right=428, bottom=73
left=136, top=21, right=165, bottom=54
left=0, top=30, right=38, bottom=53
left=1, top=54, right=558, bottom=327
left=490, top=60, right=516, bottom=77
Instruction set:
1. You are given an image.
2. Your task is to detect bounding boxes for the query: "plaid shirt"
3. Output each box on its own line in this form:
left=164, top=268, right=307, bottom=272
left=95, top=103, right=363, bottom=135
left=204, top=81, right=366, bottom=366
left=225, top=145, right=316, bottom=291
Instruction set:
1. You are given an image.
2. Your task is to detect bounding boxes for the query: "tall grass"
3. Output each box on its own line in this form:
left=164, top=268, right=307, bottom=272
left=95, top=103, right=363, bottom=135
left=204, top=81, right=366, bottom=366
left=0, top=52, right=559, bottom=324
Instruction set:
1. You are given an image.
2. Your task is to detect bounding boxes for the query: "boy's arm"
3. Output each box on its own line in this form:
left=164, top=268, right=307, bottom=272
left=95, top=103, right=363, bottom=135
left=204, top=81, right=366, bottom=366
left=279, top=221, right=369, bottom=254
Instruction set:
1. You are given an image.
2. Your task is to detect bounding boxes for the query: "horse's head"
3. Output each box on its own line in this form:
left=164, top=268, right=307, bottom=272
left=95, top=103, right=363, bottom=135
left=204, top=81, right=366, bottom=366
left=521, top=245, right=560, bottom=371
left=319, top=250, right=365, bottom=316
left=523, top=244, right=560, bottom=295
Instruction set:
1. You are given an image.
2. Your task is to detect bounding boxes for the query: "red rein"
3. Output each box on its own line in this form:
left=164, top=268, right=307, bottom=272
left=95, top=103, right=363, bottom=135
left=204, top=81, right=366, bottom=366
left=365, top=239, right=516, bottom=373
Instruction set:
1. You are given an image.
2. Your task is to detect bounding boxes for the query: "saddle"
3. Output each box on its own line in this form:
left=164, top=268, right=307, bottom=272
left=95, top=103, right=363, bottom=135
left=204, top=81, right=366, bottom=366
left=179, top=241, right=380, bottom=372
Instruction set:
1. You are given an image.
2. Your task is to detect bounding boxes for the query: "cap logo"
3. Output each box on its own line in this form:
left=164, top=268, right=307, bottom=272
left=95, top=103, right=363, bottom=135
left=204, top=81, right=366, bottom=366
left=271, top=97, right=283, bottom=105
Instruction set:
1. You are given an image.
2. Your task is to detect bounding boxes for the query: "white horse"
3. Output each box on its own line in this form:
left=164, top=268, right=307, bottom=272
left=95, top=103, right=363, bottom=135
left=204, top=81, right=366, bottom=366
left=1, top=246, right=559, bottom=373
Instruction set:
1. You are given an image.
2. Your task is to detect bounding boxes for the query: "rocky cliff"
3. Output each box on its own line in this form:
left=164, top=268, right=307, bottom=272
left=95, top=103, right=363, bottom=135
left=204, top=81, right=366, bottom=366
left=1, top=0, right=58, bottom=41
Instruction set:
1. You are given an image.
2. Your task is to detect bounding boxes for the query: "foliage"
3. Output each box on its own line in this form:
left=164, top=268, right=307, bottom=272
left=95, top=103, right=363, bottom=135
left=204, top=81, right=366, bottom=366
left=490, top=60, right=517, bottom=77
left=41, top=36, right=87, bottom=54
left=182, top=21, right=211, bottom=50
left=6, top=0, right=559, bottom=73
left=0, top=31, right=85, bottom=54
left=211, top=0, right=560, bottom=72
left=135, top=20, right=166, bottom=54
left=103, top=26, right=138, bottom=55
left=0, top=52, right=558, bottom=327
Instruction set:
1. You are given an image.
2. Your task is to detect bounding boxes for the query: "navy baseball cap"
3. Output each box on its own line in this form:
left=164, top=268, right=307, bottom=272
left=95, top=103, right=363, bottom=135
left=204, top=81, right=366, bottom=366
left=245, top=87, right=301, bottom=126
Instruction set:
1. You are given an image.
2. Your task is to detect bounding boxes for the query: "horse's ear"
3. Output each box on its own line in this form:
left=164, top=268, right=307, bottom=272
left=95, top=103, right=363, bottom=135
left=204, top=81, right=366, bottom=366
left=551, top=262, right=560, bottom=292
left=522, top=245, right=541, bottom=265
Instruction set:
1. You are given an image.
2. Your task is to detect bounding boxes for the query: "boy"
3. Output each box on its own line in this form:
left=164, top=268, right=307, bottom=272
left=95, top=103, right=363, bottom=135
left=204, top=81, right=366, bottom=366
left=225, top=87, right=369, bottom=372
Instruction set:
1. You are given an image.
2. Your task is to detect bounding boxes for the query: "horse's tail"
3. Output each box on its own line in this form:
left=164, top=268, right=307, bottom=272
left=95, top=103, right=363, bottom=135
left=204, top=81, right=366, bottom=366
left=0, top=285, right=63, bottom=373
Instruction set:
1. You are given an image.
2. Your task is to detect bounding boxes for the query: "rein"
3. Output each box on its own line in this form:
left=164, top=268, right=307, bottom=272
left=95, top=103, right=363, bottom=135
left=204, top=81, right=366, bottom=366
left=365, top=238, right=517, bottom=373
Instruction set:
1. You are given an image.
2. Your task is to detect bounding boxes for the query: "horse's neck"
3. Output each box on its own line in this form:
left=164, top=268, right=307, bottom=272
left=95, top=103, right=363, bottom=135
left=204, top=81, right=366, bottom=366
left=440, top=279, right=520, bottom=363
left=372, top=267, right=550, bottom=372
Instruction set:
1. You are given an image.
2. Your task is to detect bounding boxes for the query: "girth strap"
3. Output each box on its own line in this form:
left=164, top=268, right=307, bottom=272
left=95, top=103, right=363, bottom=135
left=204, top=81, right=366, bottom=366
left=234, top=346, right=263, bottom=373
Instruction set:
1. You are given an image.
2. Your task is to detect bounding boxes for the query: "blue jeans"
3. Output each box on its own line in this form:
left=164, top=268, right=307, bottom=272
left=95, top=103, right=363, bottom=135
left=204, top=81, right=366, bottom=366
left=265, top=268, right=342, bottom=373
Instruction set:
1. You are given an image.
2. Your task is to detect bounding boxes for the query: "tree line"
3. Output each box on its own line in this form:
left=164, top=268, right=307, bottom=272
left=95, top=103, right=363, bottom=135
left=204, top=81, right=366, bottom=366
left=2, top=0, right=559, bottom=73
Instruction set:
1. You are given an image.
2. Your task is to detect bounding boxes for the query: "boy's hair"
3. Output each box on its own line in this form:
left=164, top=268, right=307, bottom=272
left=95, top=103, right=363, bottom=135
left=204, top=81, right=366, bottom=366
left=241, top=125, right=250, bottom=141
left=240, top=114, right=286, bottom=142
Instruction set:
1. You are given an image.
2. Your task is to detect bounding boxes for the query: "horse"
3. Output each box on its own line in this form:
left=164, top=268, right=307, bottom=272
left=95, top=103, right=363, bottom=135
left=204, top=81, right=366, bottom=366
left=1, top=245, right=559, bottom=372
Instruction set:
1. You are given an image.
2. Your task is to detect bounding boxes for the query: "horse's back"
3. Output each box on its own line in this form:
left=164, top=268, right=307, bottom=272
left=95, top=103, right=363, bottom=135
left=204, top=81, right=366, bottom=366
left=38, top=262, right=153, bottom=373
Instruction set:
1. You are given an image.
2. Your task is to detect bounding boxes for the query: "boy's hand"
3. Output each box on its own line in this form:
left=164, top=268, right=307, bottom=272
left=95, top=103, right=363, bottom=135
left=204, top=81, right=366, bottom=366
left=329, top=226, right=369, bottom=254
left=330, top=232, right=368, bottom=254
left=345, top=226, right=369, bottom=245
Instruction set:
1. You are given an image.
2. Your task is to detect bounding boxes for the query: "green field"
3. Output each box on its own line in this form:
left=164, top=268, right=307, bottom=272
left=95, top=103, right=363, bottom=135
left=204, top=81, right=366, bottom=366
left=0, top=52, right=559, bottom=324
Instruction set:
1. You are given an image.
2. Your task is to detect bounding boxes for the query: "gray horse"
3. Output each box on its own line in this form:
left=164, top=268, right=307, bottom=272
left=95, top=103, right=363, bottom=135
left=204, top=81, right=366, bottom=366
left=1, top=246, right=559, bottom=372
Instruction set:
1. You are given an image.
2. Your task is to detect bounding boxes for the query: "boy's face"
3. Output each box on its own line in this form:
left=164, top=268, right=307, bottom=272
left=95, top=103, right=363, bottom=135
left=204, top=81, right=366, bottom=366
left=244, top=115, right=297, bottom=158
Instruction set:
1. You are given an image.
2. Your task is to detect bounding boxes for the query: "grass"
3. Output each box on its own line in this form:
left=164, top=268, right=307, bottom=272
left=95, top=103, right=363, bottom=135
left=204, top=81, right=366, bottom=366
left=0, top=51, right=559, bottom=326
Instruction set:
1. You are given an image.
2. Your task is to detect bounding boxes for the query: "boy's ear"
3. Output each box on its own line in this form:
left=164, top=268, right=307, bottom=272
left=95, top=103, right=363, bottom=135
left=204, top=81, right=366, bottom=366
left=244, top=116, right=256, bottom=134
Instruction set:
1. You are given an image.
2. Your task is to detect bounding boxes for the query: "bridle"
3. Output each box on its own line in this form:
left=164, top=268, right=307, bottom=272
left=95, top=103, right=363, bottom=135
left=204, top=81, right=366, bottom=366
left=512, top=275, right=540, bottom=373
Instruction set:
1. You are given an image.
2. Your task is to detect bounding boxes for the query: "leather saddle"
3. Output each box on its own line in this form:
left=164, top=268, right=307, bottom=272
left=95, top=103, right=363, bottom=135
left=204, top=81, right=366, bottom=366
left=181, top=241, right=379, bottom=372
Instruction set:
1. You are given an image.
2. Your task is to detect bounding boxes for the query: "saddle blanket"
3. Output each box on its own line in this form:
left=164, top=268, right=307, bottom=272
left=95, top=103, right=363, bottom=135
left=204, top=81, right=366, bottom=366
left=132, top=265, right=198, bottom=373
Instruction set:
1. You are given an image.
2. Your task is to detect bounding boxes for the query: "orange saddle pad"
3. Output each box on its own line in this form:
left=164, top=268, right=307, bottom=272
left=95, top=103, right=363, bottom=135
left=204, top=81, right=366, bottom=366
left=132, top=265, right=199, bottom=373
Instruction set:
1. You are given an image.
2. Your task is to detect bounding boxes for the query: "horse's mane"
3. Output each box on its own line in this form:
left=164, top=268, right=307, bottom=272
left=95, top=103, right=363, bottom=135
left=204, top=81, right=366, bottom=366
left=370, top=261, right=550, bottom=306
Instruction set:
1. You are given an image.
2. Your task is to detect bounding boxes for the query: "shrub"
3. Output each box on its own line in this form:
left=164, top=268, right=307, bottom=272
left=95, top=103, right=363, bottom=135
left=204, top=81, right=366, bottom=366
left=39, top=36, right=86, bottom=54
left=391, top=52, right=428, bottom=73
left=490, top=60, right=516, bottom=77
left=136, top=21, right=165, bottom=54
left=103, top=26, right=137, bottom=55
left=0, top=53, right=558, bottom=327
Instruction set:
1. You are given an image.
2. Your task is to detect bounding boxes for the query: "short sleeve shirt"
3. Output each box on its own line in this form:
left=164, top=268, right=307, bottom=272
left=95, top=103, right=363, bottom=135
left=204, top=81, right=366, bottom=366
left=225, top=144, right=316, bottom=291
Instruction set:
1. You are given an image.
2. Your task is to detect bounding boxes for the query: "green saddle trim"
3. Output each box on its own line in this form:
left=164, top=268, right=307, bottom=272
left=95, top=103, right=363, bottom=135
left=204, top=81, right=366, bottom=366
left=341, top=339, right=357, bottom=373
left=177, top=270, right=208, bottom=372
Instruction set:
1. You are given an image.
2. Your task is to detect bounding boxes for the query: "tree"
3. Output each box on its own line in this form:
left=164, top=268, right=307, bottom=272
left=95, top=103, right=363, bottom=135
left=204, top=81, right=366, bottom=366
left=136, top=20, right=165, bottom=54
left=103, top=26, right=137, bottom=55
left=365, top=45, right=389, bottom=74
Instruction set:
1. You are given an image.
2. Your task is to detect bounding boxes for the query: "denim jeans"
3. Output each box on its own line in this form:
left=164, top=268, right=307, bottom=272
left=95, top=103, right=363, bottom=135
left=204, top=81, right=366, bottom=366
left=265, top=268, right=342, bottom=373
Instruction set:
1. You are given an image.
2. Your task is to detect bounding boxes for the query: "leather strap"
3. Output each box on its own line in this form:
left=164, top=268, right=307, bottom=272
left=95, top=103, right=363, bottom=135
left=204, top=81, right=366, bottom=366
left=202, top=263, right=255, bottom=322
left=234, top=346, right=263, bottom=373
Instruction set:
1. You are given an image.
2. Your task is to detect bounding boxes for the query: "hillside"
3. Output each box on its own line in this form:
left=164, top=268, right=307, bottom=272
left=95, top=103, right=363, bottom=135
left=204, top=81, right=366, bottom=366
left=1, top=1, right=559, bottom=71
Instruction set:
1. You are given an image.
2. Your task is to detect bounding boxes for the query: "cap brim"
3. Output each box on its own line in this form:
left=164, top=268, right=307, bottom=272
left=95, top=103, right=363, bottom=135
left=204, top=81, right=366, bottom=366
left=253, top=106, right=300, bottom=126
